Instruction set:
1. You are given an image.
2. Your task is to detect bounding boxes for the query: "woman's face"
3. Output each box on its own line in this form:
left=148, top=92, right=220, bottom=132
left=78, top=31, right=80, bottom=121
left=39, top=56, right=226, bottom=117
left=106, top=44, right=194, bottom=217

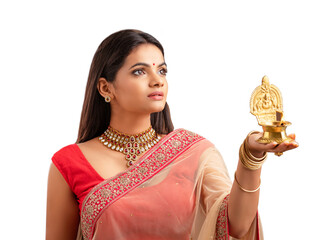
left=110, top=43, right=168, bottom=115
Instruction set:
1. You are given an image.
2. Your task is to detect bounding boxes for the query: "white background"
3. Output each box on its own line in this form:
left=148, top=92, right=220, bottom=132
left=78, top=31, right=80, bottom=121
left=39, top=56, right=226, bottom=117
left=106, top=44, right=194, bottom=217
left=1, top=0, right=321, bottom=239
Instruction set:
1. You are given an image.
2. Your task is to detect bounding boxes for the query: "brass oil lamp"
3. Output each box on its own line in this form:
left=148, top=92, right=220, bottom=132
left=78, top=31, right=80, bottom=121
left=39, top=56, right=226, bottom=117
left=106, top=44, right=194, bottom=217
left=250, top=76, right=293, bottom=155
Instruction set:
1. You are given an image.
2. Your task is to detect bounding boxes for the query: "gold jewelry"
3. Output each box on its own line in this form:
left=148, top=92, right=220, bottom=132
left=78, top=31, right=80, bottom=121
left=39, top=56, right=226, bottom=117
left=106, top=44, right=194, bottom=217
left=275, top=152, right=283, bottom=157
left=99, top=126, right=161, bottom=167
left=234, top=172, right=261, bottom=193
left=245, top=131, right=267, bottom=161
left=105, top=96, right=111, bottom=103
left=239, top=131, right=267, bottom=170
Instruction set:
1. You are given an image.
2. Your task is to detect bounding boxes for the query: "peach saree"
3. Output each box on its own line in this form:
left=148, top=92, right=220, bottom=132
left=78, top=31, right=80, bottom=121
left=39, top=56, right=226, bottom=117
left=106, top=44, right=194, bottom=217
left=77, top=129, right=262, bottom=240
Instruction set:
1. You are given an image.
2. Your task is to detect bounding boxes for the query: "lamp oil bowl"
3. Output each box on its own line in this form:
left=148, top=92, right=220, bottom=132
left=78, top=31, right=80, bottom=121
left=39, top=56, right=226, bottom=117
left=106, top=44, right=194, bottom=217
left=250, top=76, right=292, bottom=144
left=258, top=120, right=293, bottom=144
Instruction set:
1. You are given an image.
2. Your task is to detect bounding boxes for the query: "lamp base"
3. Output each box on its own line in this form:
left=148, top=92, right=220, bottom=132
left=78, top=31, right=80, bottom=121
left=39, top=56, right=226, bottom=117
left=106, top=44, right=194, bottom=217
left=257, top=121, right=293, bottom=144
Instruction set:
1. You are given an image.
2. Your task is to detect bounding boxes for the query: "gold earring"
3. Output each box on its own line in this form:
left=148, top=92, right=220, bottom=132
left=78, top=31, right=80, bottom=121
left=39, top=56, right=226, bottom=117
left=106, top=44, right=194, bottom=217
left=105, top=96, right=111, bottom=103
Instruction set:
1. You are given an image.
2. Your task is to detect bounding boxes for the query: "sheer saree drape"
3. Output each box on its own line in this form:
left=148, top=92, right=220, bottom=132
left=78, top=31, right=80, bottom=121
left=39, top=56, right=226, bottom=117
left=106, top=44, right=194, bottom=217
left=77, top=129, right=262, bottom=240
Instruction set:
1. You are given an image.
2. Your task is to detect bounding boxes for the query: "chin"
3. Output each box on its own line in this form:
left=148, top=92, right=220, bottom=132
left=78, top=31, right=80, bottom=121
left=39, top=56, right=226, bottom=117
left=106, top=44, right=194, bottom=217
left=149, top=102, right=167, bottom=114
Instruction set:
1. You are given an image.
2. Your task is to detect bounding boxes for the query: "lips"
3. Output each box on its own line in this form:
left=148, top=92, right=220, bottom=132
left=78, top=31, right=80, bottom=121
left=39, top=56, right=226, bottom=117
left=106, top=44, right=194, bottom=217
left=148, top=91, right=164, bottom=100
left=148, top=91, right=164, bottom=97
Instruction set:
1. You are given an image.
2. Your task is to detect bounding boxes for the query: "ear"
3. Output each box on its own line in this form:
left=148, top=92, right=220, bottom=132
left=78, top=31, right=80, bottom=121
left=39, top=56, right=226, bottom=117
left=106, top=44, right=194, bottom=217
left=97, top=78, right=115, bottom=100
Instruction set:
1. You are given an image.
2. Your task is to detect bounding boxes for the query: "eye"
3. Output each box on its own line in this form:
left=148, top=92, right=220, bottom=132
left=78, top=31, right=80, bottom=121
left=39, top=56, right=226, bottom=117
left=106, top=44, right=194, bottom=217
left=159, top=68, right=168, bottom=76
left=132, top=69, right=145, bottom=76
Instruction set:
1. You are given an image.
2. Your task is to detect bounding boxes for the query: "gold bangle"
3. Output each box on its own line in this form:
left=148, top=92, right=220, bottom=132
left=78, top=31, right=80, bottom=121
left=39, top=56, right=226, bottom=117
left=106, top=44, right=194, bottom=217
left=245, top=132, right=267, bottom=161
left=243, top=141, right=267, bottom=166
left=234, top=172, right=261, bottom=193
left=239, top=132, right=267, bottom=170
left=239, top=141, right=263, bottom=170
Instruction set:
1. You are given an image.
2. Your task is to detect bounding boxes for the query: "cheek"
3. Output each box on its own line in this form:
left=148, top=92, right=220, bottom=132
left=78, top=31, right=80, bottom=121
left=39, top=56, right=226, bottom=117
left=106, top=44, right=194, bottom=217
left=116, top=82, right=146, bottom=102
left=164, top=81, right=169, bottom=98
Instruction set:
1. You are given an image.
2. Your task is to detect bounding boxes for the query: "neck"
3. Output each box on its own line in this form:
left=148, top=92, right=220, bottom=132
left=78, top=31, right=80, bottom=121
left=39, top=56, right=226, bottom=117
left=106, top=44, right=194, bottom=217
left=109, top=111, right=152, bottom=135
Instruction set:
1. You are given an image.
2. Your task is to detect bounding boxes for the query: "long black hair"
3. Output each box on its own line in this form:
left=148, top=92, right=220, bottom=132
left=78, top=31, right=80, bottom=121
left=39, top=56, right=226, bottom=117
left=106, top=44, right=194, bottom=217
left=76, top=29, right=174, bottom=143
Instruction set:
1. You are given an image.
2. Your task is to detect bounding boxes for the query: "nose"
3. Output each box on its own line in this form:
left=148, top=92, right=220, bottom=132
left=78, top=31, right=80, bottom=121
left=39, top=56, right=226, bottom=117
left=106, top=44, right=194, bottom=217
left=149, top=73, right=164, bottom=88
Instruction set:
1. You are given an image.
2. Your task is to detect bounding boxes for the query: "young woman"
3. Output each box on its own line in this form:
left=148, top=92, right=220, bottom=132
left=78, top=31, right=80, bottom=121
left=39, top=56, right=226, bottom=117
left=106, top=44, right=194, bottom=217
left=46, top=29, right=298, bottom=240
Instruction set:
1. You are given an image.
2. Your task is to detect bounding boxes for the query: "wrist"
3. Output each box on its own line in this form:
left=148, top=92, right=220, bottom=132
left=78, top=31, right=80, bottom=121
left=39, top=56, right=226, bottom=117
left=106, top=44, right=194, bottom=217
left=248, top=147, right=265, bottom=159
left=239, top=131, right=268, bottom=170
left=247, top=133, right=266, bottom=158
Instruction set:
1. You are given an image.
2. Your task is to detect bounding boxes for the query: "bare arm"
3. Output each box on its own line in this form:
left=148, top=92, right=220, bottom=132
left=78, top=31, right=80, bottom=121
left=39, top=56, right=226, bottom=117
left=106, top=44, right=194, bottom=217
left=228, top=133, right=298, bottom=238
left=46, top=163, right=80, bottom=240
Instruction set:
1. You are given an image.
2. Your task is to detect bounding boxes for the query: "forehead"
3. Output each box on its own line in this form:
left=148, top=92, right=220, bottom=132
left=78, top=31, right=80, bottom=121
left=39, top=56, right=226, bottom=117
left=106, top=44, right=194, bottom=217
left=124, top=43, right=164, bottom=65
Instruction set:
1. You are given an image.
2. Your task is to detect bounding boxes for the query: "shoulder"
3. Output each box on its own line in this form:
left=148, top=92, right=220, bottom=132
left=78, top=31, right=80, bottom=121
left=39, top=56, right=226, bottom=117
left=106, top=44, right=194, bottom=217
left=171, top=128, right=201, bottom=137
left=52, top=144, right=79, bottom=160
left=51, top=143, right=86, bottom=173
left=172, top=128, right=210, bottom=141
left=170, top=128, right=215, bottom=148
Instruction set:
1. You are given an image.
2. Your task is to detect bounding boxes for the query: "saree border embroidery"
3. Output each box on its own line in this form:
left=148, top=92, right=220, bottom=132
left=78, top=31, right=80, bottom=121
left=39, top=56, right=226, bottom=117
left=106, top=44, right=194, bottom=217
left=215, top=194, right=230, bottom=240
left=81, top=129, right=204, bottom=240
left=215, top=195, right=262, bottom=240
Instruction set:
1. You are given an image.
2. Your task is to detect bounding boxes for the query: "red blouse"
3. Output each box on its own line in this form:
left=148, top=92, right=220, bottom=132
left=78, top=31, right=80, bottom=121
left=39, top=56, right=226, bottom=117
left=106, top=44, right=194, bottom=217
left=52, top=144, right=104, bottom=212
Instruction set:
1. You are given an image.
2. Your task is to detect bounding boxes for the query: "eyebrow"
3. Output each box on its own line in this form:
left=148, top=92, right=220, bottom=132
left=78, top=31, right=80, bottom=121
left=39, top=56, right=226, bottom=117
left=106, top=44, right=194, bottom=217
left=129, top=62, right=167, bottom=70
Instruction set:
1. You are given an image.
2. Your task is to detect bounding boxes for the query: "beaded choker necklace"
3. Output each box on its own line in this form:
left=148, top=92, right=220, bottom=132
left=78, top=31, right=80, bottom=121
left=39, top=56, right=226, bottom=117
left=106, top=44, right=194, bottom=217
left=99, top=126, right=161, bottom=167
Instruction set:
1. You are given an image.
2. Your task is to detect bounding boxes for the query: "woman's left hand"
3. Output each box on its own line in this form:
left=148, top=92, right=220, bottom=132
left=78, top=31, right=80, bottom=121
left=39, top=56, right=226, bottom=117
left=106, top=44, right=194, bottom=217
left=247, top=132, right=299, bottom=157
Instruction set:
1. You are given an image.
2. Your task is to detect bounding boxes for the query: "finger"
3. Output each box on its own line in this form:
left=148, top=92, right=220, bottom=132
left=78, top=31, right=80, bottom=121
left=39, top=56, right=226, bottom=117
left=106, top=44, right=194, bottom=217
left=288, top=133, right=296, bottom=140
left=285, top=143, right=295, bottom=151
left=272, top=142, right=279, bottom=149
left=269, top=144, right=284, bottom=153
left=272, top=141, right=298, bottom=153
left=271, top=141, right=289, bottom=152
left=287, top=141, right=299, bottom=150
left=284, top=140, right=299, bottom=148
left=263, top=142, right=279, bottom=152
left=256, top=141, right=277, bottom=151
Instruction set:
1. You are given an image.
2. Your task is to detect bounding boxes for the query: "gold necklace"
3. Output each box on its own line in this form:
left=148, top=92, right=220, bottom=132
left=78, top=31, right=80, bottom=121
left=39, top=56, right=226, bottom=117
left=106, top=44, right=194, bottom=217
left=99, top=126, right=161, bottom=167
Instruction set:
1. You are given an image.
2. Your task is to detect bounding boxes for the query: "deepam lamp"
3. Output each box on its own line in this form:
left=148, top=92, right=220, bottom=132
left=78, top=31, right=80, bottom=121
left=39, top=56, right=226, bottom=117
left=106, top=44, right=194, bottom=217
left=250, top=76, right=293, bottom=156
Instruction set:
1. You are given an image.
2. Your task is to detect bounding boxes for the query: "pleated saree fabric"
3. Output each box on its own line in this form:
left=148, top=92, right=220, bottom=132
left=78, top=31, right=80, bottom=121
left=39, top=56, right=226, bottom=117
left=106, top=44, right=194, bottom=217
left=53, top=129, right=263, bottom=240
